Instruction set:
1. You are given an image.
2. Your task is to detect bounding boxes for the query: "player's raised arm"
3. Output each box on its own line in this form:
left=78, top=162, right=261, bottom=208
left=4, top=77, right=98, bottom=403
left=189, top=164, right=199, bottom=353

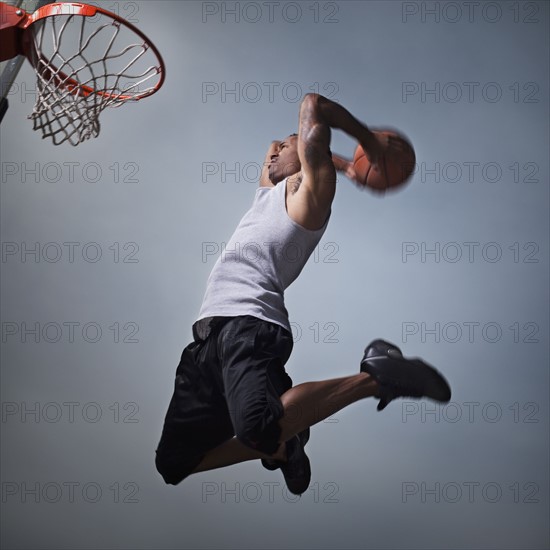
left=288, top=94, right=379, bottom=228
left=296, top=94, right=336, bottom=201
left=305, top=93, right=393, bottom=160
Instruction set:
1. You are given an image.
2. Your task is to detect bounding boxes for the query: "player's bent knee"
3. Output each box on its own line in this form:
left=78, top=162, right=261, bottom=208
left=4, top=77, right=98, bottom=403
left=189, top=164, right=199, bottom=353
left=234, top=418, right=282, bottom=456
left=155, top=452, right=184, bottom=485
left=155, top=447, right=200, bottom=486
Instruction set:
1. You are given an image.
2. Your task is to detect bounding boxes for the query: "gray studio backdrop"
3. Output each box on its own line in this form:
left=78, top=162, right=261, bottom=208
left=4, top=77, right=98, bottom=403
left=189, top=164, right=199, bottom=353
left=1, top=1, right=548, bottom=549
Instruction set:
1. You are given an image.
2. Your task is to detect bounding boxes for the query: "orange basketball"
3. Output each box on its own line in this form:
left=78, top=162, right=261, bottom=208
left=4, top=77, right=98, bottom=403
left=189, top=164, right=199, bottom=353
left=353, top=130, right=416, bottom=193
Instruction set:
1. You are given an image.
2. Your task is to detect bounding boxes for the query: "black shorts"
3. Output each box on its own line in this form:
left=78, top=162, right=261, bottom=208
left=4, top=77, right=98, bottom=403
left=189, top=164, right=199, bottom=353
left=155, top=315, right=294, bottom=485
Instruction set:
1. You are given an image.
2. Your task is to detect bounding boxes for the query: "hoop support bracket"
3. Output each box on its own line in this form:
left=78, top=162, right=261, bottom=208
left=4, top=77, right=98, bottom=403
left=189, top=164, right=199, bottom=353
left=0, top=3, right=29, bottom=62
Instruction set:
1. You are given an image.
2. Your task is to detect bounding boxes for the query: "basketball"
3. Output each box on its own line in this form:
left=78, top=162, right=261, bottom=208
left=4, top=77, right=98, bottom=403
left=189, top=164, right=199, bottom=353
left=353, top=130, right=416, bottom=193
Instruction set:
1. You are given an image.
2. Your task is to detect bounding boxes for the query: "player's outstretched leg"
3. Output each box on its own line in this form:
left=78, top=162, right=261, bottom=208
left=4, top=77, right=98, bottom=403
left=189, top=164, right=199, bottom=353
left=262, top=340, right=451, bottom=494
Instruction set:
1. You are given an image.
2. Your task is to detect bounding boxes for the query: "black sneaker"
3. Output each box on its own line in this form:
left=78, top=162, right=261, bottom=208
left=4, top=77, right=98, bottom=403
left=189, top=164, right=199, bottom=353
left=280, top=430, right=311, bottom=495
left=261, top=428, right=311, bottom=496
left=261, top=427, right=309, bottom=471
left=360, top=339, right=451, bottom=411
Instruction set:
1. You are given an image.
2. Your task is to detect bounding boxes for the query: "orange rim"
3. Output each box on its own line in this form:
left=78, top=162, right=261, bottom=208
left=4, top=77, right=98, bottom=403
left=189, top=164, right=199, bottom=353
left=22, top=1, right=165, bottom=100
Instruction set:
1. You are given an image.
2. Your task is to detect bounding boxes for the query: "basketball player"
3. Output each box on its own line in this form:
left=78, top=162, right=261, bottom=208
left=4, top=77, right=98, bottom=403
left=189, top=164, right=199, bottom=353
left=155, top=93, right=451, bottom=495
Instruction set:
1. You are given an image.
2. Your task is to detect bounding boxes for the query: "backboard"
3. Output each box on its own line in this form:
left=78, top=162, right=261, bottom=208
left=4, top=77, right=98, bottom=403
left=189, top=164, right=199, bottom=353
left=0, top=0, right=54, bottom=122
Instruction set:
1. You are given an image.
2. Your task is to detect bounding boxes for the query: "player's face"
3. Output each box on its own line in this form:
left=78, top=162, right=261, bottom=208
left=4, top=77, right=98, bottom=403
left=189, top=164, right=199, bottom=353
left=268, top=134, right=301, bottom=184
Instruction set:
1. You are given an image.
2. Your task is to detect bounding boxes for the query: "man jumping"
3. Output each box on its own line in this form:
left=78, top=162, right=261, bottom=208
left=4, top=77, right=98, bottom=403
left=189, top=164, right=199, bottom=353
left=155, top=94, right=451, bottom=495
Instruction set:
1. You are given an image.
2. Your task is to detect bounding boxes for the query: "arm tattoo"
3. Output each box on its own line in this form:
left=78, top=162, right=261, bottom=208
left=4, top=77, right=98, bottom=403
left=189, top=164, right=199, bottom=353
left=289, top=174, right=303, bottom=195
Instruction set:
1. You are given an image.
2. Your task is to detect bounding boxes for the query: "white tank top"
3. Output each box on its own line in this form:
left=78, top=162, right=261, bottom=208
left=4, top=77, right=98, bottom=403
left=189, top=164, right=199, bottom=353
left=194, top=178, right=330, bottom=338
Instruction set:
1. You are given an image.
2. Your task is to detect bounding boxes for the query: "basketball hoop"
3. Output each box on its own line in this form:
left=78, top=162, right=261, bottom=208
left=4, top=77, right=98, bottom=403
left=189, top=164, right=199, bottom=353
left=0, top=1, right=165, bottom=145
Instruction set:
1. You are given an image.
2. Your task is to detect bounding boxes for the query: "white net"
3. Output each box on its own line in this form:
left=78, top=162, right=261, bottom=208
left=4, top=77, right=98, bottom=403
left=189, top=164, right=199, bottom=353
left=27, top=9, right=163, bottom=146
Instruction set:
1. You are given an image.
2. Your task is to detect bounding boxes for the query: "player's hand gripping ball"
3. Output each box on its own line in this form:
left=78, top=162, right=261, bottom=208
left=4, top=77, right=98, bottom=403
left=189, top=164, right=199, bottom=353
left=353, top=130, right=416, bottom=193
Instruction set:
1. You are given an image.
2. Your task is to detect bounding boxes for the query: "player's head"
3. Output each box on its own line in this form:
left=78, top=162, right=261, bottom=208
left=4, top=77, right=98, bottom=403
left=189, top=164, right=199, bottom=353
left=268, top=133, right=301, bottom=184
